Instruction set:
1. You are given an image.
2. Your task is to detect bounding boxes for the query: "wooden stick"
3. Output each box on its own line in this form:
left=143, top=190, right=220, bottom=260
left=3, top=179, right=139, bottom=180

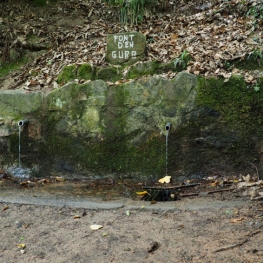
left=179, top=188, right=234, bottom=198
left=248, top=161, right=259, bottom=182
left=214, top=239, right=248, bottom=253
left=142, top=183, right=200, bottom=191
left=179, top=193, right=199, bottom=197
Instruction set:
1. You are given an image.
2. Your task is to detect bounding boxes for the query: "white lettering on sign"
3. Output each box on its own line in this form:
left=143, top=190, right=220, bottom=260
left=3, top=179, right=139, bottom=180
left=112, top=50, right=137, bottom=59
left=111, top=34, right=137, bottom=59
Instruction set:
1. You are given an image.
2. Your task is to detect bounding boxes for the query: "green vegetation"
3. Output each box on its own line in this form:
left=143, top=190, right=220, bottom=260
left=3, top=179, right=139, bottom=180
left=223, top=50, right=263, bottom=71
left=126, top=60, right=160, bottom=79
left=57, top=65, right=77, bottom=84
left=44, top=83, right=166, bottom=175
left=247, top=1, right=263, bottom=19
left=197, top=75, right=263, bottom=137
left=247, top=1, right=263, bottom=28
left=78, top=63, right=96, bottom=81
left=106, top=0, right=157, bottom=25
left=57, top=61, right=180, bottom=85
left=0, top=59, right=28, bottom=78
left=97, top=67, right=122, bottom=82
left=125, top=60, right=182, bottom=79
left=247, top=49, right=263, bottom=66
left=174, top=50, right=191, bottom=71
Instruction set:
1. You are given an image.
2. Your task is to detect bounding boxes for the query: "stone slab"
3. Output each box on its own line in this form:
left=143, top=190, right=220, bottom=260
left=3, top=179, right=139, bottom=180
left=106, top=32, right=146, bottom=65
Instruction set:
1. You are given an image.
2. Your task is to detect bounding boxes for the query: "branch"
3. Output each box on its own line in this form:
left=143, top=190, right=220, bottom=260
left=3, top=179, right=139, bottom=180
left=214, top=239, right=248, bottom=253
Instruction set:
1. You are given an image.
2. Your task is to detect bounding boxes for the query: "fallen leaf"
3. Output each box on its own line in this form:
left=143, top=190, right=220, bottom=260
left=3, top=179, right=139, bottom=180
left=73, top=215, right=81, bottom=219
left=158, top=175, right=171, bottom=184
left=210, top=181, right=219, bottom=187
left=237, top=180, right=263, bottom=188
left=230, top=217, right=244, bottom=223
left=17, top=244, right=26, bottom=249
left=242, top=174, right=251, bottom=183
left=3, top=205, right=9, bottom=211
left=136, top=191, right=149, bottom=195
left=90, top=224, right=103, bottom=230
left=55, top=176, right=65, bottom=182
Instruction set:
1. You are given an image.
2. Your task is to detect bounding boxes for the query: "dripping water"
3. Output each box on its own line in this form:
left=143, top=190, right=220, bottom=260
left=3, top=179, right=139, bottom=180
left=165, top=129, right=169, bottom=176
left=18, top=125, right=21, bottom=167
left=9, top=119, right=32, bottom=179
left=165, top=123, right=171, bottom=176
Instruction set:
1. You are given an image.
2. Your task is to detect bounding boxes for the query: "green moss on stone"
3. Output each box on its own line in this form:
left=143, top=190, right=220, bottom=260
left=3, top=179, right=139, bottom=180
left=44, top=126, right=166, bottom=175
left=126, top=61, right=161, bottom=79
left=78, top=63, right=96, bottom=80
left=223, top=55, right=263, bottom=71
left=234, top=58, right=263, bottom=70
left=125, top=60, right=181, bottom=79
left=97, top=67, right=122, bottom=82
left=57, top=65, right=77, bottom=84
left=0, top=58, right=28, bottom=78
left=43, top=80, right=167, bottom=176
left=196, top=75, right=263, bottom=161
left=158, top=61, right=177, bottom=73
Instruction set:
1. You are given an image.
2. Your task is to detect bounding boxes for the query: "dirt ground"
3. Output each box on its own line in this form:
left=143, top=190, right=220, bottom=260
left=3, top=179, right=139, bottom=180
left=1, top=189, right=263, bottom=263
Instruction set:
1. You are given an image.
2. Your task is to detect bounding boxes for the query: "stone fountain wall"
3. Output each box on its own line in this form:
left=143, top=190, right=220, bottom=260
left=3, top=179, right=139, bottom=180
left=1, top=72, right=263, bottom=179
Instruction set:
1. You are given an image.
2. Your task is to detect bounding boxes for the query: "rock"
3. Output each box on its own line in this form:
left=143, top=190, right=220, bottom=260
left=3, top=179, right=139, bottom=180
left=106, top=32, right=146, bottom=65
left=0, top=72, right=261, bottom=179
left=0, top=90, right=43, bottom=115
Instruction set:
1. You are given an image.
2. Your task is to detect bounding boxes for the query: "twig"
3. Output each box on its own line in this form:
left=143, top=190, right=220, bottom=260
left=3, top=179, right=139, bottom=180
left=214, top=223, right=263, bottom=253
left=214, top=239, right=248, bottom=253
left=248, top=162, right=259, bottom=182
left=179, top=193, right=199, bottom=197
left=142, top=183, right=200, bottom=191
left=247, top=230, right=262, bottom=238
left=179, top=188, right=234, bottom=198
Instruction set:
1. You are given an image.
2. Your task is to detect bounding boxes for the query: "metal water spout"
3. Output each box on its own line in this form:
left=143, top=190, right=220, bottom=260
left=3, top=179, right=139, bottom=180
left=18, top=119, right=29, bottom=126
left=165, top=122, right=171, bottom=131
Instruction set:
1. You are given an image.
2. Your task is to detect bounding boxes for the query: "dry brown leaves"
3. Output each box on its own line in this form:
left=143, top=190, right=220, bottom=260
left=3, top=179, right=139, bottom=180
left=1, top=0, right=262, bottom=91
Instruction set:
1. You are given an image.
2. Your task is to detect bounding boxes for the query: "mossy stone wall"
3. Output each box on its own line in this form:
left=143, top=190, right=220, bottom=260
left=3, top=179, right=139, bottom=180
left=1, top=72, right=263, bottom=179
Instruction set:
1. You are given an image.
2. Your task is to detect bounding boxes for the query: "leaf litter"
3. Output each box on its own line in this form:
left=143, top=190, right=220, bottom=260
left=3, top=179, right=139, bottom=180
left=0, top=0, right=262, bottom=93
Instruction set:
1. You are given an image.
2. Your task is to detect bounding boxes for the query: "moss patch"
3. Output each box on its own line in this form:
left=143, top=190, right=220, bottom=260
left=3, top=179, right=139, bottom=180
left=78, top=63, right=96, bottom=80
left=224, top=55, right=263, bottom=71
left=43, top=82, right=166, bottom=176
left=57, top=59, right=185, bottom=85
left=57, top=65, right=77, bottom=85
left=43, top=128, right=166, bottom=175
left=97, top=67, right=122, bottom=82
left=0, top=59, right=28, bottom=78
left=196, top=75, right=263, bottom=163
left=126, top=61, right=161, bottom=79
left=125, top=60, right=180, bottom=79
left=196, top=75, right=263, bottom=127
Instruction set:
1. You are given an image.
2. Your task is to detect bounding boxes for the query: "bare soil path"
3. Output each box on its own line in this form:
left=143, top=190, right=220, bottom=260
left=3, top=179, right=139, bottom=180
left=1, top=187, right=263, bottom=263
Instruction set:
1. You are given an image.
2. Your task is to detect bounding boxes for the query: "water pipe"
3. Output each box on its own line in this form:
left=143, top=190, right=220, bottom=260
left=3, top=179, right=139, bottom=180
left=165, top=122, right=171, bottom=131
left=18, top=119, right=29, bottom=126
